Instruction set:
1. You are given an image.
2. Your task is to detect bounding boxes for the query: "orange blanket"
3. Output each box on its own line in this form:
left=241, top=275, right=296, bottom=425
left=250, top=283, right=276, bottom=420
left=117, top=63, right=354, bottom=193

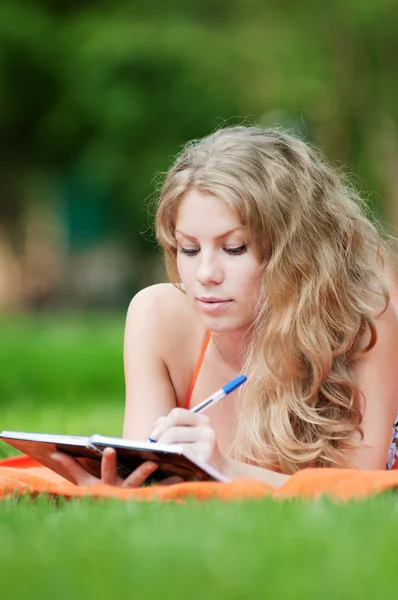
left=1, top=455, right=398, bottom=502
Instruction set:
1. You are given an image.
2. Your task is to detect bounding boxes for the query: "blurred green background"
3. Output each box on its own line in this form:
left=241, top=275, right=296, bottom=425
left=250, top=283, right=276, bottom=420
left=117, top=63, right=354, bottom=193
left=0, top=0, right=397, bottom=436
left=0, top=0, right=397, bottom=312
left=1, top=6, right=397, bottom=592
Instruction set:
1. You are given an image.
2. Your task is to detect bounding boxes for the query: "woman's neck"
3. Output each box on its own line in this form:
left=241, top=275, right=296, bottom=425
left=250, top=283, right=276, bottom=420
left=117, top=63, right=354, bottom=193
left=210, top=329, right=251, bottom=376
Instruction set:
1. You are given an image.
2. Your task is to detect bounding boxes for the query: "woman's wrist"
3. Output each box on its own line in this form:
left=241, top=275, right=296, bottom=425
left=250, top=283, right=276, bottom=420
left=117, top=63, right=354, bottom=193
left=222, top=456, right=290, bottom=488
left=211, top=450, right=228, bottom=475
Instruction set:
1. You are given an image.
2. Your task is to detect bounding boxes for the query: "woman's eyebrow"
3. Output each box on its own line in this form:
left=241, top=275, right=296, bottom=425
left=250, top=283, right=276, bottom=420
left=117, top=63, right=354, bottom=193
left=175, top=226, right=243, bottom=241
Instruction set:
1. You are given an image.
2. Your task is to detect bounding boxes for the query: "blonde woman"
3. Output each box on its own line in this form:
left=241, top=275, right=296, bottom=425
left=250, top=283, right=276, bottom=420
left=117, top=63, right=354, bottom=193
left=53, top=125, right=398, bottom=488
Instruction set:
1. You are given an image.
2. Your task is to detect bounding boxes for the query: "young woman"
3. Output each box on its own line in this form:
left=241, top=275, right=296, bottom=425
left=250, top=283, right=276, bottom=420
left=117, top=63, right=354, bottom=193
left=53, top=125, right=398, bottom=488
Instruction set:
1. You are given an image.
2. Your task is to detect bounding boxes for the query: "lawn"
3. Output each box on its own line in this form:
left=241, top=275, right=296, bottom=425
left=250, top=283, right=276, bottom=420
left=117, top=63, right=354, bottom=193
left=0, top=313, right=125, bottom=458
left=0, top=314, right=396, bottom=599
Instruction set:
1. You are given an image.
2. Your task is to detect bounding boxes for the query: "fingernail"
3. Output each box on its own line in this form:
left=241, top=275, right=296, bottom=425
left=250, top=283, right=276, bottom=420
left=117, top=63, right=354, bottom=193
left=149, top=429, right=159, bottom=440
left=51, top=453, right=61, bottom=462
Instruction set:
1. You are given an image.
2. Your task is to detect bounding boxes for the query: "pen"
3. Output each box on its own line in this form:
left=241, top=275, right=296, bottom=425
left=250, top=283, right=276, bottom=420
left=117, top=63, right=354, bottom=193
left=147, top=374, right=247, bottom=443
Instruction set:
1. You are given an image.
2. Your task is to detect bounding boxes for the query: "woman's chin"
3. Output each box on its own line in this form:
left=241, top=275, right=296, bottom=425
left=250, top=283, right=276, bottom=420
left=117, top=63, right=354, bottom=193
left=200, top=315, right=250, bottom=334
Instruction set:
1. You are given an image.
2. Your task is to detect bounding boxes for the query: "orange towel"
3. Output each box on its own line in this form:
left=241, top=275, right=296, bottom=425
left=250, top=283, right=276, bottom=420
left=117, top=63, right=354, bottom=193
left=1, top=455, right=398, bottom=502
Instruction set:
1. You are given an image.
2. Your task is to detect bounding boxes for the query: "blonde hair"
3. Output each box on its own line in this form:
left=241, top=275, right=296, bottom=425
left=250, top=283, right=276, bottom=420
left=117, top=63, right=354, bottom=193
left=156, top=125, right=390, bottom=473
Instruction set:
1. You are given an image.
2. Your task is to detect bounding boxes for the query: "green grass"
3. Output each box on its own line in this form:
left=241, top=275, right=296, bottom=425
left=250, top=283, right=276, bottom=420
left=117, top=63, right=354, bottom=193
left=0, top=313, right=125, bottom=406
left=0, top=401, right=123, bottom=459
left=0, top=314, right=397, bottom=600
left=0, top=313, right=125, bottom=458
left=0, top=494, right=397, bottom=599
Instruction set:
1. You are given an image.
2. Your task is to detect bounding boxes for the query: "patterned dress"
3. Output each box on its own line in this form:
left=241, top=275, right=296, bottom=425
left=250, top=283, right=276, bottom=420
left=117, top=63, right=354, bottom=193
left=387, top=417, right=398, bottom=469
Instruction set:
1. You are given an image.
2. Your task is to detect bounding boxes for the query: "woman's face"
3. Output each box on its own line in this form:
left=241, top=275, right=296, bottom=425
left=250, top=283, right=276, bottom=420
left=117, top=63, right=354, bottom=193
left=175, top=188, right=262, bottom=333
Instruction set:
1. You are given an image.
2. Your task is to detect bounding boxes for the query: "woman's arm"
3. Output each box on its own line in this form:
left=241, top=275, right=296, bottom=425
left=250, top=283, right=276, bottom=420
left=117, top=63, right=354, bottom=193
left=222, top=457, right=290, bottom=487
left=148, top=301, right=398, bottom=483
left=52, top=285, right=179, bottom=488
left=149, top=408, right=290, bottom=488
left=123, top=285, right=178, bottom=440
left=345, top=301, right=398, bottom=470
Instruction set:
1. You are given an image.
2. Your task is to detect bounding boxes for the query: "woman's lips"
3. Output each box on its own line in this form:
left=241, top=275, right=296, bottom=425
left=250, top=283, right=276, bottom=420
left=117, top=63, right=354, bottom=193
left=196, top=298, right=232, bottom=313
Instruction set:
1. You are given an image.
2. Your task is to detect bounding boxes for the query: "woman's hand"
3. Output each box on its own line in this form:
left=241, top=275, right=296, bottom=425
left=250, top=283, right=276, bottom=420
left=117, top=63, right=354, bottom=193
left=51, top=448, right=159, bottom=488
left=149, top=408, right=225, bottom=472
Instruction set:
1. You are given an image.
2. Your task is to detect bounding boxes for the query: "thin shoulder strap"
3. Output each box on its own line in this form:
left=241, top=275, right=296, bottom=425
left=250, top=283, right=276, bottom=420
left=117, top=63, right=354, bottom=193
left=185, top=330, right=212, bottom=409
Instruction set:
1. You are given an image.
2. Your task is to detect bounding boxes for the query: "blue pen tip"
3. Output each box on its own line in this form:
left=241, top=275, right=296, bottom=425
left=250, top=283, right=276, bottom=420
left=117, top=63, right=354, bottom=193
left=222, top=375, right=247, bottom=395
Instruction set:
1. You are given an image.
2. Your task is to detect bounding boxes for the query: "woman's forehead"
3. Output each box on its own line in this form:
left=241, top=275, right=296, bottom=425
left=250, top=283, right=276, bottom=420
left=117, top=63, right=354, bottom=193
left=176, top=188, right=242, bottom=231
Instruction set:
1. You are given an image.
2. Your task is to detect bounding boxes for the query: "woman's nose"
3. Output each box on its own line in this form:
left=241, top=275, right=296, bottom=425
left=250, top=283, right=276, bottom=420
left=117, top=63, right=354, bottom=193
left=196, top=253, right=223, bottom=285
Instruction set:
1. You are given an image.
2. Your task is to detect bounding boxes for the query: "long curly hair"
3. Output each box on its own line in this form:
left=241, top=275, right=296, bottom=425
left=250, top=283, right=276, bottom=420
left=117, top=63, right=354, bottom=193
left=155, top=125, right=390, bottom=473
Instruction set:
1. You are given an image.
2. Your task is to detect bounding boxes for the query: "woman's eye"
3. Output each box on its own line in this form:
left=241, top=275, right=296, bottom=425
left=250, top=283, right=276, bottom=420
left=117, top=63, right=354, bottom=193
left=179, top=244, right=247, bottom=256
left=224, top=244, right=247, bottom=255
left=179, top=247, right=199, bottom=256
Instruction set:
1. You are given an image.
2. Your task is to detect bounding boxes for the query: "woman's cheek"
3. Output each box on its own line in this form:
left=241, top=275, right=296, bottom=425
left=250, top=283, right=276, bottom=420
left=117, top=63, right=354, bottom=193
left=176, top=260, right=194, bottom=294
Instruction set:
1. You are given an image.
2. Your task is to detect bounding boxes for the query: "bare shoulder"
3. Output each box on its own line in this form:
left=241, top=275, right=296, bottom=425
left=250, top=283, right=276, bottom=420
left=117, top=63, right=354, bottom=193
left=375, top=299, right=398, bottom=347
left=379, top=298, right=398, bottom=325
left=353, top=297, right=398, bottom=397
left=127, top=283, right=193, bottom=332
left=126, top=283, right=202, bottom=356
left=129, top=282, right=188, bottom=311
left=349, top=299, right=398, bottom=469
left=356, top=296, right=398, bottom=353
left=123, top=284, right=197, bottom=438
left=373, top=300, right=398, bottom=352
left=124, top=283, right=205, bottom=408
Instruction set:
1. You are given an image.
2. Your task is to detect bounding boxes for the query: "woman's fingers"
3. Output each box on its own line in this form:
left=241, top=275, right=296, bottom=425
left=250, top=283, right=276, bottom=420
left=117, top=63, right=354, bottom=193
left=101, top=449, right=159, bottom=488
left=101, top=447, right=121, bottom=486
left=176, top=441, right=220, bottom=466
left=150, top=408, right=209, bottom=441
left=158, top=476, right=184, bottom=486
left=148, top=407, right=222, bottom=470
left=100, top=448, right=159, bottom=488
left=52, top=449, right=159, bottom=488
left=156, top=425, right=212, bottom=445
left=51, top=452, right=97, bottom=486
left=121, top=461, right=159, bottom=488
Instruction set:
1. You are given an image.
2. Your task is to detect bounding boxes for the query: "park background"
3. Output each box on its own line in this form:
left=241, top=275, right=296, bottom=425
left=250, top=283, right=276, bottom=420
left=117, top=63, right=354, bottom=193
left=1, top=0, right=398, bottom=312
left=1, top=3, right=398, bottom=598
left=1, top=0, right=398, bottom=445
